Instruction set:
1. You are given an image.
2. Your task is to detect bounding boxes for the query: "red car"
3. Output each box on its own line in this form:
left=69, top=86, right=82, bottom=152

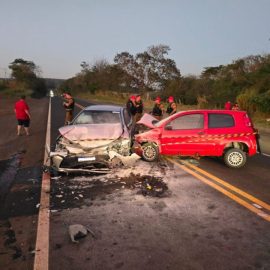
left=133, top=110, right=259, bottom=168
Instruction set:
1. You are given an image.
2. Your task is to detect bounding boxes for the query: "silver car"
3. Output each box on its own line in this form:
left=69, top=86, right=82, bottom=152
left=50, top=105, right=133, bottom=174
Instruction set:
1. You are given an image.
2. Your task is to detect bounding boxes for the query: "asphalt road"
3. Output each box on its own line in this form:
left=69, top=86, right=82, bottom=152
left=0, top=97, right=49, bottom=270
left=1, top=96, right=270, bottom=270
left=52, top=96, right=270, bottom=204
left=48, top=97, right=270, bottom=270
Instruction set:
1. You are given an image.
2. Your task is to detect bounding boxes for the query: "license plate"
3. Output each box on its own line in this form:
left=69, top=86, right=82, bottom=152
left=78, top=157, right=96, bottom=162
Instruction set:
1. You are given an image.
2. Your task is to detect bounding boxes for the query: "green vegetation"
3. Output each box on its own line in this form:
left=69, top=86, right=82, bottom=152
left=59, top=45, right=270, bottom=127
left=2, top=46, right=269, bottom=128
left=0, top=58, right=47, bottom=98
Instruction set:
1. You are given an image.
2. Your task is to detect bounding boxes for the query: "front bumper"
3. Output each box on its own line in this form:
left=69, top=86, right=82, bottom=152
left=50, top=152, right=111, bottom=174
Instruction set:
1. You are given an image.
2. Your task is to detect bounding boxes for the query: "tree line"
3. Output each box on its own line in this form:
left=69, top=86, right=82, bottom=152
left=60, top=45, right=270, bottom=115
left=0, top=58, right=48, bottom=98
left=1, top=45, right=269, bottom=116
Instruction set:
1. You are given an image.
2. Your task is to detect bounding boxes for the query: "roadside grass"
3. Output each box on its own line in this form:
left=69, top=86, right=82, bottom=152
left=252, top=115, right=270, bottom=131
left=0, top=88, right=33, bottom=98
left=3, top=87, right=268, bottom=131
left=78, top=90, right=270, bottom=131
left=78, top=90, right=196, bottom=112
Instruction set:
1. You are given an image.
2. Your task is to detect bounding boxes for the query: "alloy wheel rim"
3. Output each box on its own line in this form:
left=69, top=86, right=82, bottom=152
left=228, top=152, right=243, bottom=166
left=144, top=146, right=156, bottom=159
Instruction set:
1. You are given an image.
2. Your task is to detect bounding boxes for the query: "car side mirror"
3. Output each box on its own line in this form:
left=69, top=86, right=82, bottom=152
left=165, top=125, right=172, bottom=130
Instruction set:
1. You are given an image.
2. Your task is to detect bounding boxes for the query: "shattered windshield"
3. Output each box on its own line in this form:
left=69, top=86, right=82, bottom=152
left=73, top=110, right=121, bottom=125
left=155, top=116, right=172, bottom=127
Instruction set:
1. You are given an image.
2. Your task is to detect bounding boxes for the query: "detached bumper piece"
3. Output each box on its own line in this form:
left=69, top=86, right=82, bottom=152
left=50, top=152, right=111, bottom=174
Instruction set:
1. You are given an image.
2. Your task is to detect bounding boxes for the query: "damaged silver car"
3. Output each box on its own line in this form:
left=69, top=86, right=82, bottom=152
left=50, top=105, right=133, bottom=173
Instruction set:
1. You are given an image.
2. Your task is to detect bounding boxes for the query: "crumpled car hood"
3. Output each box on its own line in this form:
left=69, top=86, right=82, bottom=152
left=136, top=113, right=158, bottom=129
left=59, top=123, right=128, bottom=141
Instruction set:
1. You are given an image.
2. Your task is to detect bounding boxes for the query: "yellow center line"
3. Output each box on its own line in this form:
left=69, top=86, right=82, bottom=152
left=168, top=158, right=270, bottom=222
left=180, top=159, right=270, bottom=211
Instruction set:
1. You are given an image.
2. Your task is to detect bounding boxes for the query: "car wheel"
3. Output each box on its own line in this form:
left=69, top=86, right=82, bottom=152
left=142, top=143, right=159, bottom=162
left=224, top=148, right=246, bottom=168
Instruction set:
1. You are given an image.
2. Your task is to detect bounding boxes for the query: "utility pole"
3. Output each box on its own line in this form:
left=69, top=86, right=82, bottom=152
left=0, top=67, right=9, bottom=80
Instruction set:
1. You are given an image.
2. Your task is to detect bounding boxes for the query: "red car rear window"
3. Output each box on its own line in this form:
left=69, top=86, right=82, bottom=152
left=208, top=113, right=235, bottom=128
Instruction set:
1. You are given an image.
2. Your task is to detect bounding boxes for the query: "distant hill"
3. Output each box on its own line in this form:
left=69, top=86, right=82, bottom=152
left=44, top=78, right=65, bottom=89
left=1, top=77, right=65, bottom=88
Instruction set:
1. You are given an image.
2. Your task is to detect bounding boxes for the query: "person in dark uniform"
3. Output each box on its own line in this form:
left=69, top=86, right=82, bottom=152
left=232, top=103, right=240, bottom=111
left=151, top=96, right=164, bottom=120
left=63, top=92, right=75, bottom=125
left=166, top=96, right=177, bottom=116
left=135, top=94, right=144, bottom=122
left=126, top=95, right=137, bottom=120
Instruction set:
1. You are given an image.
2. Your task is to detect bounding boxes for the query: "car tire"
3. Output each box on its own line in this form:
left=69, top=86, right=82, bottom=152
left=224, top=148, right=246, bottom=168
left=142, top=143, right=159, bottom=162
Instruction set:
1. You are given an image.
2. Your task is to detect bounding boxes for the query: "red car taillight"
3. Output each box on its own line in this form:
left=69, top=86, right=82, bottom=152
left=244, top=114, right=252, bottom=127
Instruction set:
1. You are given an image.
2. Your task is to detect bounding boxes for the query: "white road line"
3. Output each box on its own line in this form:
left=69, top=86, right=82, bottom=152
left=34, top=98, right=51, bottom=270
left=262, top=152, right=270, bottom=157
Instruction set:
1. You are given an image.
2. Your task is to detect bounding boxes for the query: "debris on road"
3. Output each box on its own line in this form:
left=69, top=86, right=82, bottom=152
left=68, top=224, right=95, bottom=243
left=51, top=176, right=62, bottom=180
left=50, top=159, right=172, bottom=210
left=108, top=151, right=141, bottom=167
left=179, top=157, right=200, bottom=166
left=140, top=176, right=168, bottom=197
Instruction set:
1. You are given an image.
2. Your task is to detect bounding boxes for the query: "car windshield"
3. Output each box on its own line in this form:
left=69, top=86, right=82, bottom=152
left=73, top=110, right=121, bottom=125
left=155, top=115, right=174, bottom=127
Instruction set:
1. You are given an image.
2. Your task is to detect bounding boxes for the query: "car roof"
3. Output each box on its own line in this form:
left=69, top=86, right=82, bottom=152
left=172, top=109, right=247, bottom=116
left=177, top=109, right=245, bottom=113
left=84, top=104, right=124, bottom=112
left=157, top=109, right=247, bottom=125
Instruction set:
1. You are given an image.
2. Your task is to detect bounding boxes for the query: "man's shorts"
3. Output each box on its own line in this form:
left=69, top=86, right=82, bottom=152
left=17, top=119, right=30, bottom=127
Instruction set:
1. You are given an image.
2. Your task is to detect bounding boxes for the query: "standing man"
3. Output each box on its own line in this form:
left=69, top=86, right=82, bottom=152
left=62, top=92, right=75, bottom=125
left=151, top=96, right=164, bottom=120
left=126, top=95, right=137, bottom=136
left=14, top=95, right=31, bottom=136
left=135, top=94, right=144, bottom=122
left=224, top=101, right=232, bottom=110
left=126, top=95, right=137, bottom=121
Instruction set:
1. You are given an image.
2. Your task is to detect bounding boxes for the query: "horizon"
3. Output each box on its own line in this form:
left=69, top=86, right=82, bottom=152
left=1, top=0, right=270, bottom=80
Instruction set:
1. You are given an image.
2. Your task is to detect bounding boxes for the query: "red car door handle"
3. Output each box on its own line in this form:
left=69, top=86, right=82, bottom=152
left=198, top=131, right=204, bottom=135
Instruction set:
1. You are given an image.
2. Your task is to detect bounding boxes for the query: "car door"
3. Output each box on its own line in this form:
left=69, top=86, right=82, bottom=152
left=205, top=112, right=236, bottom=155
left=160, top=112, right=207, bottom=155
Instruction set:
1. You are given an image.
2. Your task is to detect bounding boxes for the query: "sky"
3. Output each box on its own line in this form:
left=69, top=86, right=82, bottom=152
left=0, top=0, right=269, bottom=79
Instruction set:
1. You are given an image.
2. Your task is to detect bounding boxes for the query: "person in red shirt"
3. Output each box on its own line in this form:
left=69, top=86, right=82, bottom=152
left=14, top=95, right=31, bottom=136
left=224, top=101, right=232, bottom=110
